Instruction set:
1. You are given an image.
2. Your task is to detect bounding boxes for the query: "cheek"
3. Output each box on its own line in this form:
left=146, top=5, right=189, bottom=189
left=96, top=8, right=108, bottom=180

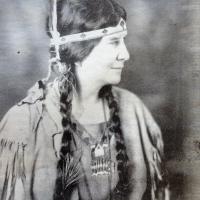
left=96, top=45, right=117, bottom=60
left=97, top=54, right=117, bottom=68
left=86, top=45, right=117, bottom=70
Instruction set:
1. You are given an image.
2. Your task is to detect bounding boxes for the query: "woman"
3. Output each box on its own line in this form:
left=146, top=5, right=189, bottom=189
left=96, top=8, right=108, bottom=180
left=0, top=0, right=169, bottom=199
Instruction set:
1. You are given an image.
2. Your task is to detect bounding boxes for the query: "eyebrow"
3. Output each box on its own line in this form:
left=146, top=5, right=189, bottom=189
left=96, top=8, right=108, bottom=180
left=107, top=32, right=127, bottom=41
left=109, top=37, right=121, bottom=41
left=107, top=36, right=127, bottom=44
left=103, top=31, right=127, bottom=42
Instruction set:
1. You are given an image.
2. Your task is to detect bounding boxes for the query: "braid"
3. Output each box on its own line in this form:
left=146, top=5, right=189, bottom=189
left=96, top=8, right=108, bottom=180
left=54, top=72, right=77, bottom=200
left=59, top=74, right=74, bottom=157
left=101, top=86, right=130, bottom=194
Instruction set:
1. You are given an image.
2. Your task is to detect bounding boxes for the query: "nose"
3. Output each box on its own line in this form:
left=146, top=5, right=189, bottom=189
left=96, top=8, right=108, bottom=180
left=117, top=40, right=130, bottom=61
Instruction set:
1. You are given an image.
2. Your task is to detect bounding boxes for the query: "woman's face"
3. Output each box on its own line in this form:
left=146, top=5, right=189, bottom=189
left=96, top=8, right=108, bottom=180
left=76, top=30, right=130, bottom=86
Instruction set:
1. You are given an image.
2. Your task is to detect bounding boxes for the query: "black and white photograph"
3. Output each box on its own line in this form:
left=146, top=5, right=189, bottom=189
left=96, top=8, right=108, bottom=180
left=0, top=0, right=199, bottom=200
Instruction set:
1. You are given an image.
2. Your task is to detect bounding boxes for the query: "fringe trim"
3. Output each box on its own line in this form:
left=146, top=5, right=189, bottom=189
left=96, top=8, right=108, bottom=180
left=0, top=138, right=26, bottom=200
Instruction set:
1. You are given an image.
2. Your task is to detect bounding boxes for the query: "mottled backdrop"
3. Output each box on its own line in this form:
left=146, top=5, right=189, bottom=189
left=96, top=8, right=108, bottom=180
left=0, top=0, right=200, bottom=199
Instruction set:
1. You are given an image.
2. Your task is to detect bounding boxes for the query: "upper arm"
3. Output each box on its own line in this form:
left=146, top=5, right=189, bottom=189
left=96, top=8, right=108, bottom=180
left=115, top=88, right=166, bottom=199
left=119, top=95, right=148, bottom=199
left=121, top=91, right=165, bottom=199
left=0, top=104, right=31, bottom=142
left=141, top=103, right=164, bottom=156
left=134, top=99, right=166, bottom=200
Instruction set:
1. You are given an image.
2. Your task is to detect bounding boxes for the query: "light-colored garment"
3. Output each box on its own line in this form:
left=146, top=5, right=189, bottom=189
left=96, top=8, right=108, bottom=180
left=0, top=81, right=168, bottom=200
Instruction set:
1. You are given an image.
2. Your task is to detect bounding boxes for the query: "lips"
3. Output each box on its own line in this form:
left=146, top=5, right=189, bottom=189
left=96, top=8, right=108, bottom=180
left=111, top=66, right=123, bottom=69
left=111, top=64, right=124, bottom=69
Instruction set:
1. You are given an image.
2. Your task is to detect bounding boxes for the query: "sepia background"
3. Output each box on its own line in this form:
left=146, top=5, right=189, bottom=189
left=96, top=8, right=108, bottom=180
left=0, top=0, right=200, bottom=199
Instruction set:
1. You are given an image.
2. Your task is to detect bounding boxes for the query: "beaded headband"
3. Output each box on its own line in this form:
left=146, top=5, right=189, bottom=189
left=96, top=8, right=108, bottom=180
left=50, top=18, right=127, bottom=47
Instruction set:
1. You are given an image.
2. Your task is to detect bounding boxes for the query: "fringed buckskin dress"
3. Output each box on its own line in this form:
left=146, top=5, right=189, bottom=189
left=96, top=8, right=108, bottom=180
left=0, top=81, right=168, bottom=200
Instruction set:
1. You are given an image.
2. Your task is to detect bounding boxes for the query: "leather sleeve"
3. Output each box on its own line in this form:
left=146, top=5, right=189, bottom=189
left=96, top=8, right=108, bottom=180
left=0, top=105, right=30, bottom=200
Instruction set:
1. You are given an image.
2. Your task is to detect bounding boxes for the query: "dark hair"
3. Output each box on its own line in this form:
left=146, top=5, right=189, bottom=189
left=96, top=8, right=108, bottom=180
left=47, top=0, right=126, bottom=64
left=48, top=0, right=129, bottom=199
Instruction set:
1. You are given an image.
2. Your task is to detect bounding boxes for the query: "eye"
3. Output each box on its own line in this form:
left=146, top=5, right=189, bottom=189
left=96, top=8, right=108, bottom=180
left=110, top=40, right=120, bottom=46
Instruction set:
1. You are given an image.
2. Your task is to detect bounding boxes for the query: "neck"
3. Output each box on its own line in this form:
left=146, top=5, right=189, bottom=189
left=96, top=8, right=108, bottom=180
left=72, top=80, right=102, bottom=113
left=76, top=76, right=105, bottom=104
left=72, top=79, right=109, bottom=123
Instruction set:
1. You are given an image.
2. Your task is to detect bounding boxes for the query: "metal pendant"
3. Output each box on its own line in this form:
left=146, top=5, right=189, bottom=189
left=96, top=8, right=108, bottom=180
left=90, top=143, right=112, bottom=176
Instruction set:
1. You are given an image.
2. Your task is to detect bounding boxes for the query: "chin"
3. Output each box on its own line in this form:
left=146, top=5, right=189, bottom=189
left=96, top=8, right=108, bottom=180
left=108, top=77, right=122, bottom=85
left=103, top=72, right=122, bottom=85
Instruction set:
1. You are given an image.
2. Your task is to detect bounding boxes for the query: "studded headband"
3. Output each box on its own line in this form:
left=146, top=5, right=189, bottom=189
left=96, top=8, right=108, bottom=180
left=50, top=18, right=127, bottom=47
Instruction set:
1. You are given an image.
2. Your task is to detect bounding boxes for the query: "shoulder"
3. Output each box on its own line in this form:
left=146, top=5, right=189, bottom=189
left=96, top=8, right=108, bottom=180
left=112, top=86, right=144, bottom=109
left=0, top=81, right=45, bottom=144
left=112, top=86, right=163, bottom=151
left=0, top=104, right=31, bottom=144
left=112, top=86, right=150, bottom=123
